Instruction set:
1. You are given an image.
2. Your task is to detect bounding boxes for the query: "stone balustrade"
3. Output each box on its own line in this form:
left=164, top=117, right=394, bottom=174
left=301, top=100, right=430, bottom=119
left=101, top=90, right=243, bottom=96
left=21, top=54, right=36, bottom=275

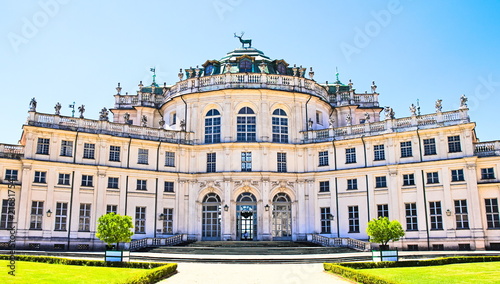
left=308, top=234, right=371, bottom=251
left=129, top=234, right=186, bottom=251
left=475, top=141, right=500, bottom=157
left=0, top=144, right=24, bottom=159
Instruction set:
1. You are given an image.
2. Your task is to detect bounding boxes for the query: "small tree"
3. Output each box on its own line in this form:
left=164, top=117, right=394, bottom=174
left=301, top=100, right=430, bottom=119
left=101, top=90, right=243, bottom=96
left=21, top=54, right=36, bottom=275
left=366, top=217, right=405, bottom=250
left=96, top=213, right=134, bottom=250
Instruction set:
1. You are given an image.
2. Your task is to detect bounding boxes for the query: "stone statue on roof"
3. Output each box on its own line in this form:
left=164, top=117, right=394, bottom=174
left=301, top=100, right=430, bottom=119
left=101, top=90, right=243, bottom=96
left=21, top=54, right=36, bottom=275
left=346, top=113, right=352, bottom=126
left=54, top=102, right=61, bottom=115
left=384, top=106, right=395, bottom=120
left=141, top=115, right=147, bottom=127
left=409, top=104, right=417, bottom=116
left=180, top=119, right=186, bottom=131
left=29, top=97, right=37, bottom=112
left=99, top=107, right=109, bottom=121
left=124, top=112, right=130, bottom=124
left=78, top=105, right=85, bottom=118
left=460, top=94, right=468, bottom=109
left=435, top=99, right=442, bottom=112
left=364, top=112, right=370, bottom=123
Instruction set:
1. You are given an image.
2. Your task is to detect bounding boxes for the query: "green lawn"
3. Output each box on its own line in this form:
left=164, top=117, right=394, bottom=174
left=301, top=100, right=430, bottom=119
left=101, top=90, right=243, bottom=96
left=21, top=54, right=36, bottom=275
left=0, top=260, right=148, bottom=284
left=361, top=261, right=500, bottom=284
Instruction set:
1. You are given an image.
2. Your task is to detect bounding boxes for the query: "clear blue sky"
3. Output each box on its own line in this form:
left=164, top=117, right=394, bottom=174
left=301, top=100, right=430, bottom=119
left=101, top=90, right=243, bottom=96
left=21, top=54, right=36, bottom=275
left=1, top=0, right=499, bottom=144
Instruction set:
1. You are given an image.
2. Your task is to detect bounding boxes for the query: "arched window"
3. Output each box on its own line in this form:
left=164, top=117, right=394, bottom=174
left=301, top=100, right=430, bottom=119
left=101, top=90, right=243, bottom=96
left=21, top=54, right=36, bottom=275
left=205, top=109, right=221, bottom=143
left=202, top=193, right=221, bottom=240
left=237, top=192, right=257, bottom=203
left=239, top=59, right=252, bottom=72
left=272, top=193, right=292, bottom=239
left=272, top=109, right=288, bottom=143
left=236, top=192, right=257, bottom=240
left=237, top=107, right=256, bottom=142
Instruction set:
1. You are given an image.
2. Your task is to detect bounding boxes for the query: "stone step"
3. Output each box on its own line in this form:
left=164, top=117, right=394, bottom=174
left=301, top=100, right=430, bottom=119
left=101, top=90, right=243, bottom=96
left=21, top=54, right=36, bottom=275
left=183, top=241, right=321, bottom=248
left=148, top=246, right=355, bottom=255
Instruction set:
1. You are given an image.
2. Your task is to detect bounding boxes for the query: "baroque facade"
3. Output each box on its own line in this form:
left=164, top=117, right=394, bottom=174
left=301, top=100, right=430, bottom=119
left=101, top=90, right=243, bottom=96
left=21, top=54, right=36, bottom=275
left=1, top=45, right=500, bottom=251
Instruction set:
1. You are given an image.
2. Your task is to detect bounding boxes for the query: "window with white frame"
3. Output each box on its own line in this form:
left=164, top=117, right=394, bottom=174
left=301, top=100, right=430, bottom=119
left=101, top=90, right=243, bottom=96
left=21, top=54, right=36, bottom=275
left=377, top=204, right=389, bottom=218
left=36, top=138, right=50, bottom=155
left=106, top=205, right=117, bottom=214
left=60, top=140, right=73, bottom=157
left=34, top=171, right=46, bottom=183
left=241, top=152, right=252, bottom=172
left=272, top=109, right=288, bottom=143
left=135, top=206, right=146, bottom=233
left=318, top=151, right=329, bottom=166
left=138, top=149, right=148, bottom=164
left=481, top=168, right=495, bottom=180
left=375, top=176, right=387, bottom=188
left=454, top=200, right=469, bottom=229
left=81, top=175, right=93, bottom=187
left=403, top=173, right=415, bottom=186
left=373, top=144, right=385, bottom=161
left=485, top=198, right=500, bottom=229
left=429, top=201, right=443, bottom=230
left=162, top=208, right=173, bottom=234
left=207, top=153, right=216, bottom=173
left=107, top=177, right=119, bottom=189
left=30, top=201, right=44, bottom=230
left=423, top=138, right=437, bottom=155
left=400, top=141, right=412, bottom=157
left=54, top=202, right=68, bottom=231
left=347, top=178, right=358, bottom=190
left=78, top=203, right=91, bottom=232
left=448, top=135, right=461, bottom=153
left=426, top=172, right=439, bottom=184
left=345, top=148, right=356, bottom=164
left=405, top=203, right=418, bottom=231
left=319, top=181, right=330, bottom=192
left=58, top=173, right=71, bottom=185
left=316, top=111, right=323, bottom=125
left=5, top=169, right=18, bottom=181
left=348, top=206, right=360, bottom=233
left=451, top=169, right=465, bottom=182
left=164, top=181, right=174, bottom=193
left=237, top=107, right=256, bottom=142
left=165, top=151, right=175, bottom=167
left=83, top=143, right=95, bottom=159
left=205, top=109, right=221, bottom=144
left=109, top=146, right=121, bottom=162
left=0, top=200, right=14, bottom=229
left=277, top=152, right=287, bottom=173
left=320, top=207, right=331, bottom=233
left=136, top=179, right=147, bottom=190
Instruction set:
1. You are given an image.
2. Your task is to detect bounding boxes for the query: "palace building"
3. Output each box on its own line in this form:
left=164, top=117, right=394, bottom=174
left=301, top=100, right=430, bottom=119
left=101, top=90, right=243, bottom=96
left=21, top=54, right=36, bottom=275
left=1, top=43, right=499, bottom=251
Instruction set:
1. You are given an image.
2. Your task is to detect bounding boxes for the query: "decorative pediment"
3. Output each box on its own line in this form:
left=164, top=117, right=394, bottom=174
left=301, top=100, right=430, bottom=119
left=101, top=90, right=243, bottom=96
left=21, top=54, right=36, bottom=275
left=235, top=54, right=255, bottom=62
left=271, top=180, right=294, bottom=190
left=202, top=60, right=220, bottom=67
left=273, top=59, right=289, bottom=67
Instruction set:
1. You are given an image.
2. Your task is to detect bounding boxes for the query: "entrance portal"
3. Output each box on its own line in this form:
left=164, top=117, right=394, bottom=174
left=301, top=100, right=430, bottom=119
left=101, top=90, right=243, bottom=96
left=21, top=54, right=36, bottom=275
left=236, top=192, right=257, bottom=240
left=202, top=193, right=221, bottom=240
left=272, top=193, right=292, bottom=240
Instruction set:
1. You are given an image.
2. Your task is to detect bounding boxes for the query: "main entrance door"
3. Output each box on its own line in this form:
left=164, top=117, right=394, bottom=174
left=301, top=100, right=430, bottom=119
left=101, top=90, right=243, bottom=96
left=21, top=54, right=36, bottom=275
left=202, top=193, right=221, bottom=240
left=236, top=192, right=257, bottom=240
left=272, top=193, right=292, bottom=240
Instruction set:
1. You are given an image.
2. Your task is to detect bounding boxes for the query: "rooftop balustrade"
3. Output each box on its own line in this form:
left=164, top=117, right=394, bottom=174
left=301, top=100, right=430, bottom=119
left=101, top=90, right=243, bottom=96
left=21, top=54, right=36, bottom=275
left=0, top=144, right=24, bottom=159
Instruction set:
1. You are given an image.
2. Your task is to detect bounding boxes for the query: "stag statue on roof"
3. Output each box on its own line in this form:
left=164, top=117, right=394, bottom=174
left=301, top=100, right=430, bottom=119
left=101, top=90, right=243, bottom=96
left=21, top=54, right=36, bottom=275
left=234, top=32, right=252, bottom=48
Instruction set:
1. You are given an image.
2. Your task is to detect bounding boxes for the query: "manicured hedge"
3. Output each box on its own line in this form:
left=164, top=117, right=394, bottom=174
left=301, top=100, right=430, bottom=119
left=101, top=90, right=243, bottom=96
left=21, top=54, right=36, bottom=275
left=324, top=256, right=500, bottom=284
left=0, top=254, right=178, bottom=284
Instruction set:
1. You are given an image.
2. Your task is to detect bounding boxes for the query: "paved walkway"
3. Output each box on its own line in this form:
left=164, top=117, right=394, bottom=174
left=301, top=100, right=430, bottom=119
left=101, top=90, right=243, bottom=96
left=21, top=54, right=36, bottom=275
left=160, top=263, right=353, bottom=284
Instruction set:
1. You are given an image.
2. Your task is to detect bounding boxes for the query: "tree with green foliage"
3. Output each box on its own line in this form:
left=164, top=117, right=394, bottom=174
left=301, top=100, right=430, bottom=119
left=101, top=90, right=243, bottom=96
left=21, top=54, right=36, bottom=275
left=96, top=213, right=134, bottom=250
left=366, top=217, right=405, bottom=249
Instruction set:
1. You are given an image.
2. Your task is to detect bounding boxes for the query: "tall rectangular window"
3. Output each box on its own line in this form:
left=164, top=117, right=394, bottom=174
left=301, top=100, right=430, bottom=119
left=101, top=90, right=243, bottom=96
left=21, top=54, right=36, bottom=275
left=55, top=202, right=68, bottom=231
left=485, top=198, right=500, bottom=229
left=451, top=169, right=465, bottom=182
left=481, top=168, right=495, bottom=180
left=162, top=208, right=174, bottom=234
left=348, top=206, right=360, bottom=233
left=164, top=181, right=174, bottom=193
left=345, top=148, right=356, bottom=164
left=107, top=177, right=119, bottom=189
left=426, top=172, right=439, bottom=184
left=448, top=135, right=461, bottom=153
left=34, top=171, right=47, bottom=183
left=373, top=144, right=385, bottom=161
left=207, top=153, right=216, bottom=173
left=375, top=176, right=387, bottom=188
left=138, top=149, right=148, bottom=164
left=277, top=153, right=287, bottom=173
left=106, top=205, right=118, bottom=214
left=36, top=138, right=50, bottom=155
left=81, top=175, right=94, bottom=187
left=319, top=181, right=330, bottom=192
left=318, top=151, right=329, bottom=166
left=78, top=203, right=91, bottom=232
left=403, top=174, right=415, bottom=186
left=135, top=206, right=146, bottom=233
left=30, top=201, right=44, bottom=230
left=454, top=200, right=469, bottom=229
left=377, top=204, right=389, bottom=218
left=5, top=169, right=18, bottom=181
left=136, top=179, right=147, bottom=190
left=405, top=203, right=418, bottom=231
left=60, top=140, right=73, bottom=157
left=347, top=179, right=358, bottom=190
left=0, top=199, right=14, bottom=229
left=400, top=141, right=412, bottom=158
left=429, top=201, right=443, bottom=230
left=241, top=152, right=252, bottom=172
left=423, top=138, right=437, bottom=155
left=320, top=207, right=331, bottom=233
left=83, top=143, right=95, bottom=159
left=58, top=173, right=71, bottom=185
left=165, top=151, right=175, bottom=167
left=109, top=146, right=121, bottom=162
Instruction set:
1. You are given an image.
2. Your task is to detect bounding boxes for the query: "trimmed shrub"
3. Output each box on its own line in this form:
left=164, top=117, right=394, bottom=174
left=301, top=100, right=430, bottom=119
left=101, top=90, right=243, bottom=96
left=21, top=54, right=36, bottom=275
left=339, top=256, right=500, bottom=269
left=120, top=264, right=177, bottom=284
left=324, top=263, right=398, bottom=284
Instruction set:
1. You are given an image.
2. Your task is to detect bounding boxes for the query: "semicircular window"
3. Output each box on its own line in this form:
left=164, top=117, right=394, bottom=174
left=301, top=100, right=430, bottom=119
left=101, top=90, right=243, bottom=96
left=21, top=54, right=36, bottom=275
left=239, top=59, right=252, bottom=72
left=205, top=109, right=221, bottom=144
left=277, top=63, right=287, bottom=75
left=272, top=108, right=288, bottom=143
left=237, top=192, right=257, bottom=203
left=237, top=107, right=256, bottom=142
left=203, top=192, right=221, bottom=203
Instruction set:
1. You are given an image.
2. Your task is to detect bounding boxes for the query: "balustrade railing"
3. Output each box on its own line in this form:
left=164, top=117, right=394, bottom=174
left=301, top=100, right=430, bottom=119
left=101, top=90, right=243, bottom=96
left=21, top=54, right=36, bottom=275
left=475, top=141, right=500, bottom=157
left=0, top=144, right=24, bottom=159
left=129, top=234, right=186, bottom=251
left=308, top=234, right=371, bottom=251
